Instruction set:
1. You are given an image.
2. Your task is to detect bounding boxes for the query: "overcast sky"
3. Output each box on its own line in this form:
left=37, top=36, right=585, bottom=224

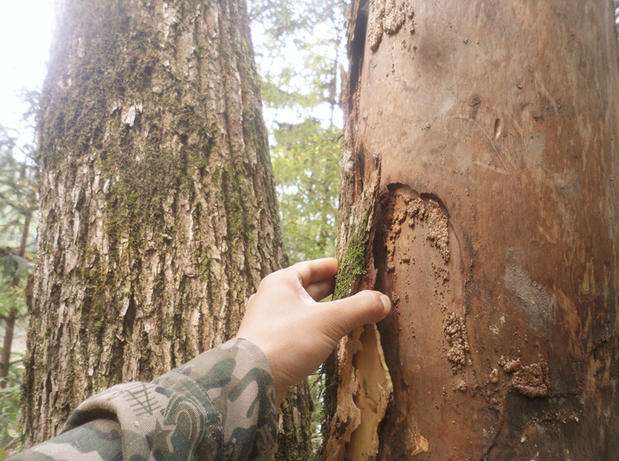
left=0, top=0, right=55, bottom=145
left=0, top=1, right=336, bottom=150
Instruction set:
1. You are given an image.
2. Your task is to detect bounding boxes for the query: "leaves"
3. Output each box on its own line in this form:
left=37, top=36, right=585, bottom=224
left=0, top=128, right=38, bottom=249
left=0, top=355, right=25, bottom=451
left=272, top=120, right=340, bottom=263
left=251, top=0, right=346, bottom=267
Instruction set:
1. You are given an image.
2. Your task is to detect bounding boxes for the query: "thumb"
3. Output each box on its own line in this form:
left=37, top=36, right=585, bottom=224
left=322, top=290, right=391, bottom=336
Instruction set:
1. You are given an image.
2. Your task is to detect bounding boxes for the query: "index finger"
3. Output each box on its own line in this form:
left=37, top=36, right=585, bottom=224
left=289, top=257, right=338, bottom=287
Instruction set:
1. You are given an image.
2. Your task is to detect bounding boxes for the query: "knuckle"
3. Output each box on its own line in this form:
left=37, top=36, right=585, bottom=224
left=360, top=289, right=378, bottom=301
left=290, top=262, right=307, bottom=283
left=318, top=308, right=348, bottom=338
left=326, top=319, right=348, bottom=340
left=260, top=271, right=280, bottom=287
left=260, top=269, right=297, bottom=291
left=361, top=290, right=383, bottom=313
left=291, top=262, right=304, bottom=271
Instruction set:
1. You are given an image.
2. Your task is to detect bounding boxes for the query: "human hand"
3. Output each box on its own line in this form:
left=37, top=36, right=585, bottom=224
left=237, top=257, right=391, bottom=402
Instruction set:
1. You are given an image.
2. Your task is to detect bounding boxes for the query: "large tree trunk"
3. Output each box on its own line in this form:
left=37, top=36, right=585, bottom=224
left=325, top=0, right=619, bottom=459
left=23, top=0, right=311, bottom=456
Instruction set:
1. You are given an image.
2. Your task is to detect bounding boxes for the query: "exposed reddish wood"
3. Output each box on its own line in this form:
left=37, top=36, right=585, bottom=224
left=327, top=0, right=619, bottom=459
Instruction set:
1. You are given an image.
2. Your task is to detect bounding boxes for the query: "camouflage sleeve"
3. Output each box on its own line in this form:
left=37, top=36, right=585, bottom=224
left=9, top=338, right=278, bottom=461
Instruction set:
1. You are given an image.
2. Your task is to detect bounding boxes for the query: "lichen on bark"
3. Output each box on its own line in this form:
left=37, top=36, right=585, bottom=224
left=333, top=220, right=369, bottom=300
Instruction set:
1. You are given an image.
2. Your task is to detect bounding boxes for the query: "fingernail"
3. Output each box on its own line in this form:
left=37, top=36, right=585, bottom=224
left=379, top=294, right=392, bottom=315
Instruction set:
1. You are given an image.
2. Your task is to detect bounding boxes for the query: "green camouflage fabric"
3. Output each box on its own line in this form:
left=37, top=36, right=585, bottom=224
left=9, top=338, right=278, bottom=460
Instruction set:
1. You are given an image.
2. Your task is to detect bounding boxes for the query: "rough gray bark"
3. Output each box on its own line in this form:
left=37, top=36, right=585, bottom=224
left=325, top=0, right=619, bottom=459
left=23, top=0, right=311, bottom=456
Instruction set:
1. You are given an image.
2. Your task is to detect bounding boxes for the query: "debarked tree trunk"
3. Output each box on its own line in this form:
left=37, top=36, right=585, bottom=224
left=325, top=0, right=619, bottom=459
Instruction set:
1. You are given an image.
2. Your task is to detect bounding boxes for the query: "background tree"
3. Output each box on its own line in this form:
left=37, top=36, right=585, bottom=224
left=0, top=247, right=30, bottom=450
left=22, top=0, right=311, bottom=457
left=0, top=118, right=38, bottom=452
left=325, top=0, right=619, bottom=459
left=0, top=138, right=36, bottom=390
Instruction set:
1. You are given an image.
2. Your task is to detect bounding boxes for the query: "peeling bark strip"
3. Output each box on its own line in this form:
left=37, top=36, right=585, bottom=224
left=327, top=0, right=619, bottom=459
left=324, top=166, right=393, bottom=461
left=24, top=0, right=312, bottom=455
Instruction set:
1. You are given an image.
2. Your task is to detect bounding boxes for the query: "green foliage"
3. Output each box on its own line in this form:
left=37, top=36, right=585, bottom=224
left=0, top=129, right=37, bottom=249
left=0, top=252, right=30, bottom=453
left=251, top=0, right=347, bottom=265
left=0, top=354, right=24, bottom=452
left=260, top=80, right=318, bottom=109
left=0, top=263, right=29, bottom=319
left=272, top=120, right=340, bottom=263
left=0, top=97, right=39, bottom=454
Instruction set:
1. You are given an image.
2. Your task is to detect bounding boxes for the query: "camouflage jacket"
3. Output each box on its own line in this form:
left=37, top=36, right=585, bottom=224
left=10, top=338, right=278, bottom=460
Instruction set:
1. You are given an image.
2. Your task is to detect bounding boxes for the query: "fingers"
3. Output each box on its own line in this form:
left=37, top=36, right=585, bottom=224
left=321, top=290, right=391, bottom=336
left=305, top=279, right=335, bottom=301
left=289, top=257, right=338, bottom=287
